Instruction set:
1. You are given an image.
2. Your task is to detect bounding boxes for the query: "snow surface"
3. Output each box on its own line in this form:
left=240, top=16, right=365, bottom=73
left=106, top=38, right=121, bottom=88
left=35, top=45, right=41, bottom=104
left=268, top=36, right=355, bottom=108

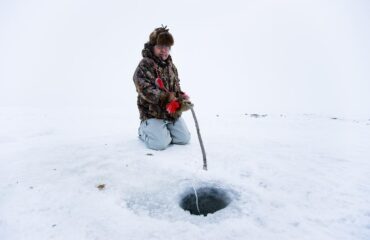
left=1, top=0, right=370, bottom=239
left=0, top=108, right=369, bottom=240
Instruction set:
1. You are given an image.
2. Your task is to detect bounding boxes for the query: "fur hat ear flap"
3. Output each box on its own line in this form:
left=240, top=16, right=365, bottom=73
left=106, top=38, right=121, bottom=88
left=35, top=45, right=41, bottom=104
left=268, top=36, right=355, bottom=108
left=156, top=32, right=174, bottom=46
left=149, top=31, right=158, bottom=45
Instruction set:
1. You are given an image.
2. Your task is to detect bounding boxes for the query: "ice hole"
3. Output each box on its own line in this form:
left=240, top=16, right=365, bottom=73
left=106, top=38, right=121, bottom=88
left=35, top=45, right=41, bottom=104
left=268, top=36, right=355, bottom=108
left=180, top=187, right=231, bottom=216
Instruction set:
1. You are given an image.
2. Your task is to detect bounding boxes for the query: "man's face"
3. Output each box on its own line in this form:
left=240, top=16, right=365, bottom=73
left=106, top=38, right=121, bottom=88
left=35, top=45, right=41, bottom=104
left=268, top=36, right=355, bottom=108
left=154, top=45, right=171, bottom=60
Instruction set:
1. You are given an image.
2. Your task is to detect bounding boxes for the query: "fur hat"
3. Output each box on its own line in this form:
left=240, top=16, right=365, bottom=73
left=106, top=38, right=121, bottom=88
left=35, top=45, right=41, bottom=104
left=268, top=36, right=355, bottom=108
left=149, top=25, right=174, bottom=46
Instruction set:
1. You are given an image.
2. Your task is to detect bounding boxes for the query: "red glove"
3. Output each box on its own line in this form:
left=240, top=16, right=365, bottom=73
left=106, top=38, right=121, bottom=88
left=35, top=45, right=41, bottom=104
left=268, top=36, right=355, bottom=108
left=166, top=100, right=180, bottom=114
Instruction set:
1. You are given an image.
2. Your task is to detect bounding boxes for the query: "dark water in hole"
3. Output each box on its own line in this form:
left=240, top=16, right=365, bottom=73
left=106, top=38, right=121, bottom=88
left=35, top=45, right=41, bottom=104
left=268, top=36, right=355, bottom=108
left=180, top=187, right=231, bottom=216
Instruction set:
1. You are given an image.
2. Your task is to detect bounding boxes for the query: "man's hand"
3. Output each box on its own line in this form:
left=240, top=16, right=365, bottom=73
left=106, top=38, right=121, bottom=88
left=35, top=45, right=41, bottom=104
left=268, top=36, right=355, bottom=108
left=165, top=91, right=193, bottom=117
left=166, top=100, right=180, bottom=114
left=169, top=92, right=177, bottom=101
left=181, top=92, right=190, bottom=100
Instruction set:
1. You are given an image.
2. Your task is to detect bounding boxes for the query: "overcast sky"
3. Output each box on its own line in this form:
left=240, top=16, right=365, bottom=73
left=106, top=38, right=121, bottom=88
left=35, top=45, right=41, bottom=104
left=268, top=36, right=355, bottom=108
left=1, top=0, right=369, bottom=118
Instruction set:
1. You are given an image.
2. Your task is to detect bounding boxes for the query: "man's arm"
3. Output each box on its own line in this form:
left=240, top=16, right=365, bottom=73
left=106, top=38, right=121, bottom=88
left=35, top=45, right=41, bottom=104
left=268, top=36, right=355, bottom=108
left=133, top=61, right=170, bottom=106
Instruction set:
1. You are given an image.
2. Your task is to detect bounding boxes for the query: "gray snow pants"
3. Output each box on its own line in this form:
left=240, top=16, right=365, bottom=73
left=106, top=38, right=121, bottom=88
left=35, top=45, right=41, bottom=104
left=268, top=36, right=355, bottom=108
left=138, top=117, right=191, bottom=150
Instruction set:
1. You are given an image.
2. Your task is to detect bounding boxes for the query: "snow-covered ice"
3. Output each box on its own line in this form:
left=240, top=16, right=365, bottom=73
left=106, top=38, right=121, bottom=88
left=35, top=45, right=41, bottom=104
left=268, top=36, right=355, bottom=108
left=1, top=0, right=370, bottom=239
left=0, top=108, right=369, bottom=240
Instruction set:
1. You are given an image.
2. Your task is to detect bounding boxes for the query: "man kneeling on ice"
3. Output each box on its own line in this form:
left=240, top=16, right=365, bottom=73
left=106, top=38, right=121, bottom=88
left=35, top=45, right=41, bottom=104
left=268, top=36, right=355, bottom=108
left=133, top=25, right=193, bottom=150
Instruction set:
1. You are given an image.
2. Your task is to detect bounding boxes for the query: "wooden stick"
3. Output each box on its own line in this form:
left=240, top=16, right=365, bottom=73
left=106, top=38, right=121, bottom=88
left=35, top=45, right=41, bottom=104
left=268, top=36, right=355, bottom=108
left=190, top=107, right=207, bottom=170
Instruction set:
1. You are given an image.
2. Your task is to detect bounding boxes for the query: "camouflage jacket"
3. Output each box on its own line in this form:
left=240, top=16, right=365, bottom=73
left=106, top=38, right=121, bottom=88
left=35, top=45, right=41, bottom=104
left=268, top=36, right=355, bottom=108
left=133, top=43, right=185, bottom=121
